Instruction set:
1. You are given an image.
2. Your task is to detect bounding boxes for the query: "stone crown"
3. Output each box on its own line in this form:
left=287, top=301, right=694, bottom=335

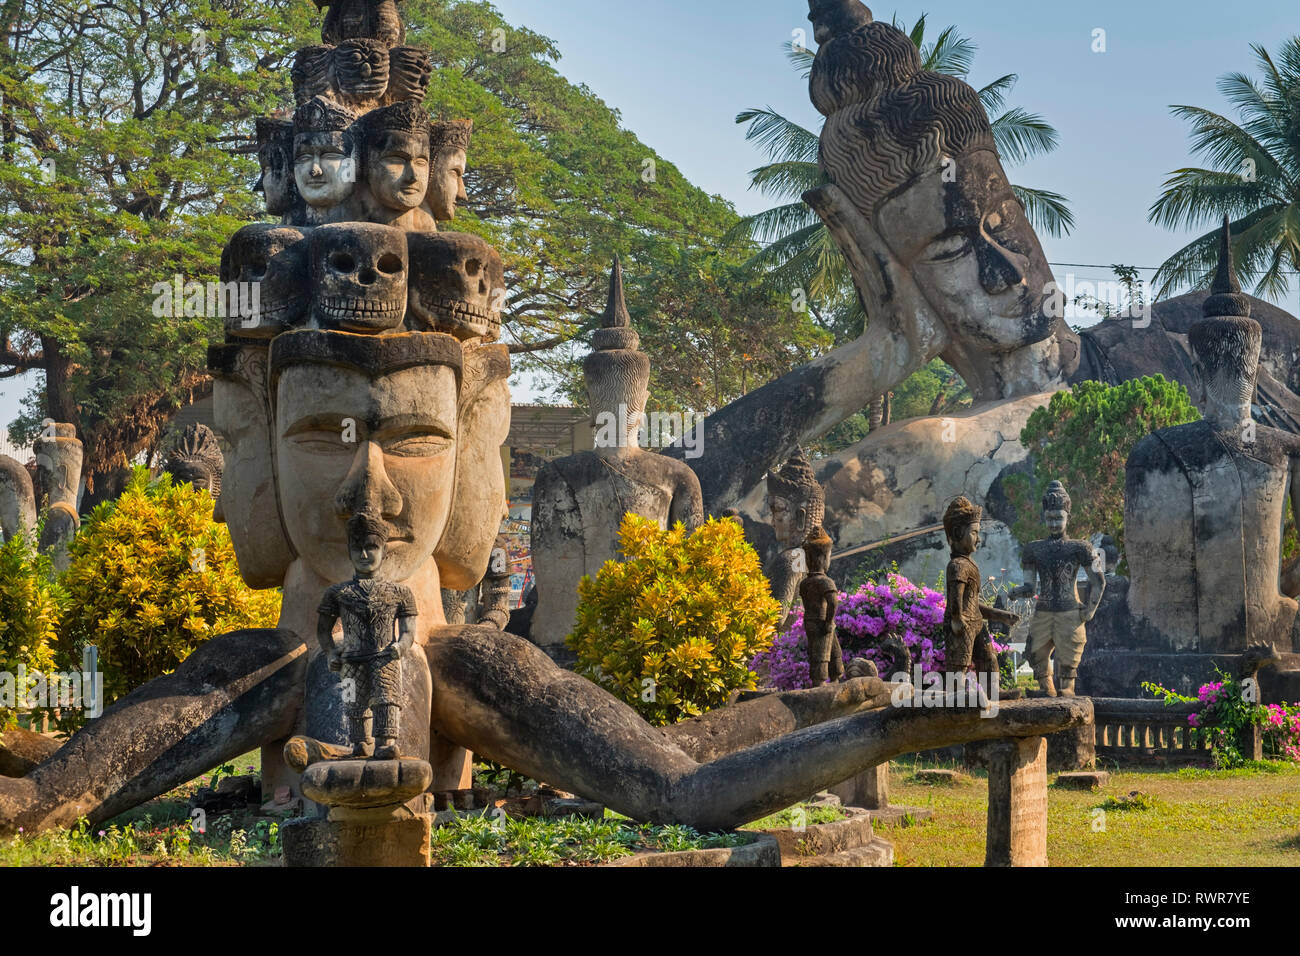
left=767, top=448, right=826, bottom=529
left=1203, top=215, right=1253, bottom=319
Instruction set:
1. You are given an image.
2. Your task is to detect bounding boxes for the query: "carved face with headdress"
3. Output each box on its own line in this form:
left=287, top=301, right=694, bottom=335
left=766, top=449, right=825, bottom=550
left=426, top=119, right=471, bottom=222
left=293, top=97, right=360, bottom=212
left=806, top=1, right=1060, bottom=374
left=164, top=424, right=225, bottom=498
left=362, top=101, right=431, bottom=213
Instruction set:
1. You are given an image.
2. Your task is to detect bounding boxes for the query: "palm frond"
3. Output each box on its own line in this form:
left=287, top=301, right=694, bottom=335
left=747, top=160, right=828, bottom=201
left=1011, top=185, right=1075, bottom=237
left=990, top=107, right=1060, bottom=165
left=783, top=40, right=816, bottom=79
left=1149, top=205, right=1287, bottom=298
left=724, top=201, right=823, bottom=249
left=1166, top=104, right=1286, bottom=186
left=734, top=106, right=820, bottom=165
left=1148, top=167, right=1282, bottom=232
left=977, top=73, right=1017, bottom=118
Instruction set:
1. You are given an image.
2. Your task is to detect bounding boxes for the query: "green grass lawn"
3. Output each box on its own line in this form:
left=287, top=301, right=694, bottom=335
left=4, top=750, right=1299, bottom=866
left=885, top=756, right=1300, bottom=866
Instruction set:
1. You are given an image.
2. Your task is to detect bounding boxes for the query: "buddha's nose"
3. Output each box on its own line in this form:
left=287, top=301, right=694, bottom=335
left=334, top=440, right=402, bottom=521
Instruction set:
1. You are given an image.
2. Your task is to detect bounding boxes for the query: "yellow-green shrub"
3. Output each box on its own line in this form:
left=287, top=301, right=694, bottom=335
left=0, top=528, right=64, bottom=729
left=58, top=468, right=281, bottom=707
left=567, top=514, right=780, bottom=725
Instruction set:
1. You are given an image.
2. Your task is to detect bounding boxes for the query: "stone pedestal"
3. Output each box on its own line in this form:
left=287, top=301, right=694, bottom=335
left=829, top=761, right=935, bottom=826
left=283, top=756, right=434, bottom=867
left=984, top=736, right=1048, bottom=867
left=1046, top=722, right=1095, bottom=771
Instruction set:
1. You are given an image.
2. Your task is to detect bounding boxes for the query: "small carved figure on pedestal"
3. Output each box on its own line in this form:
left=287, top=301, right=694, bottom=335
left=943, top=497, right=1018, bottom=706
left=316, top=511, right=418, bottom=760
left=800, top=528, right=843, bottom=685
left=1010, top=481, right=1104, bottom=697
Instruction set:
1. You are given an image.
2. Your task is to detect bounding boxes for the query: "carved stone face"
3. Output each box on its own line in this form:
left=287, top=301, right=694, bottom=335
left=294, top=132, right=357, bottom=210
left=950, top=519, right=981, bottom=557
left=1044, top=508, right=1068, bottom=538
left=769, top=495, right=809, bottom=550
left=367, top=132, right=430, bottom=212
left=874, top=149, right=1056, bottom=351
left=275, top=363, right=458, bottom=585
left=210, top=347, right=295, bottom=589
left=310, top=223, right=408, bottom=333
left=427, top=147, right=467, bottom=222
left=407, top=232, right=503, bottom=341
left=220, top=224, right=311, bottom=337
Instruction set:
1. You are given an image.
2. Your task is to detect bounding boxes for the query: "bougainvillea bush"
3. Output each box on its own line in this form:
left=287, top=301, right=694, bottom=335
left=567, top=514, right=780, bottom=725
left=752, top=572, right=954, bottom=691
left=1145, top=669, right=1300, bottom=768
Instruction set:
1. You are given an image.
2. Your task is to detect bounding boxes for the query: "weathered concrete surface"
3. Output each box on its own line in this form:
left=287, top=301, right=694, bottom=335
left=0, top=629, right=305, bottom=835
left=0, top=455, right=35, bottom=544
left=746, top=806, right=874, bottom=861
left=734, top=392, right=1054, bottom=588
left=605, top=832, right=780, bottom=868
left=984, top=736, right=1048, bottom=867
left=0, top=728, right=60, bottom=778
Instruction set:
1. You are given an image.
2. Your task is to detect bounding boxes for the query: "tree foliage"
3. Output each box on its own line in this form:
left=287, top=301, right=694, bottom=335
left=58, top=468, right=281, bottom=709
left=567, top=514, right=779, bottom=726
left=0, top=522, right=63, bottom=728
left=1003, top=377, right=1201, bottom=557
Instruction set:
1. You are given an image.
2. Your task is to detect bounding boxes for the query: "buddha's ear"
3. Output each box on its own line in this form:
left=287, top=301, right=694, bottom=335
left=435, top=343, right=511, bottom=590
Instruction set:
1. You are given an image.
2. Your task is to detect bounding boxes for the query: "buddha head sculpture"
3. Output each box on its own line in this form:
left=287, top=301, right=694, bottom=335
left=269, top=330, right=461, bottom=586
left=290, top=47, right=334, bottom=106
left=316, top=0, right=406, bottom=48
left=1190, top=219, right=1260, bottom=428
left=1041, top=480, right=1071, bottom=538
left=426, top=119, right=472, bottom=222
left=208, top=343, right=296, bottom=589
left=406, top=231, right=504, bottom=342
left=164, top=424, right=225, bottom=498
left=309, top=223, right=408, bottom=333
left=583, top=258, right=649, bottom=451
left=385, top=47, right=432, bottom=105
left=333, top=39, right=390, bottom=111
left=293, top=97, right=360, bottom=215
left=220, top=224, right=312, bottom=338
left=766, top=448, right=825, bottom=550
left=361, top=101, right=431, bottom=216
left=805, top=1, right=1074, bottom=399
left=255, top=118, right=301, bottom=218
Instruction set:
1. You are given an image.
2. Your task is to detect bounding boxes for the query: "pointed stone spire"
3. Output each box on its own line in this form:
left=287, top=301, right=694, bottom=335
left=592, top=257, right=640, bottom=351
left=1204, top=214, right=1252, bottom=318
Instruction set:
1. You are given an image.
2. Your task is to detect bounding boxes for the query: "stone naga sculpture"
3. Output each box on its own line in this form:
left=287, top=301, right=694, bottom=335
left=529, top=259, right=705, bottom=649
left=1010, top=481, right=1104, bottom=697
left=0, top=0, right=1088, bottom=837
left=0, top=454, right=36, bottom=544
left=163, top=424, right=224, bottom=498
left=1126, top=220, right=1300, bottom=655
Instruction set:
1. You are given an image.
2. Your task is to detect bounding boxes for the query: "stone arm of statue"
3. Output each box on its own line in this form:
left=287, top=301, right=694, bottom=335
left=1284, top=455, right=1300, bottom=599
left=1008, top=562, right=1037, bottom=601
left=767, top=550, right=803, bottom=628
left=317, top=611, right=342, bottom=672
left=668, top=468, right=705, bottom=532
left=979, top=604, right=1021, bottom=627
left=394, top=614, right=417, bottom=659
left=1082, top=557, right=1106, bottom=623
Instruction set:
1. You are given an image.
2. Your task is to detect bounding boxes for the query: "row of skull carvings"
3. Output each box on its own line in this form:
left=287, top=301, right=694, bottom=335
left=219, top=222, right=505, bottom=343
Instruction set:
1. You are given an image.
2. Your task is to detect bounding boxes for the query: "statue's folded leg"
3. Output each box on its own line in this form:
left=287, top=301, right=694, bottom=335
left=0, top=628, right=306, bottom=835
left=426, top=627, right=1089, bottom=831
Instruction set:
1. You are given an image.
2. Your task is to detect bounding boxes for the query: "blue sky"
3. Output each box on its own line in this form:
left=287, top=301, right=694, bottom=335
left=4, top=0, right=1298, bottom=427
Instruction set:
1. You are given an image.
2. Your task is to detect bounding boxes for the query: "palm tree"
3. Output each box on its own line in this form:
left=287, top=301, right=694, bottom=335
left=728, top=14, right=1074, bottom=339
left=1149, top=38, right=1300, bottom=301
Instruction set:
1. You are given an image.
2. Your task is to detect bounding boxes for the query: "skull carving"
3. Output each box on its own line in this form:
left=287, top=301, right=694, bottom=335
left=384, top=47, right=432, bottom=105
left=332, top=39, right=389, bottom=111
left=407, top=231, right=504, bottom=343
left=309, top=223, right=408, bottom=333
left=291, top=46, right=334, bottom=106
left=220, top=224, right=312, bottom=338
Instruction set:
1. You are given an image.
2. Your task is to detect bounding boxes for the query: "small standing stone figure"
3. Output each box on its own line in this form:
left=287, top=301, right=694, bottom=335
left=800, top=529, right=843, bottom=685
left=317, top=512, right=418, bottom=760
left=943, top=497, right=1018, bottom=702
left=1010, top=481, right=1104, bottom=697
